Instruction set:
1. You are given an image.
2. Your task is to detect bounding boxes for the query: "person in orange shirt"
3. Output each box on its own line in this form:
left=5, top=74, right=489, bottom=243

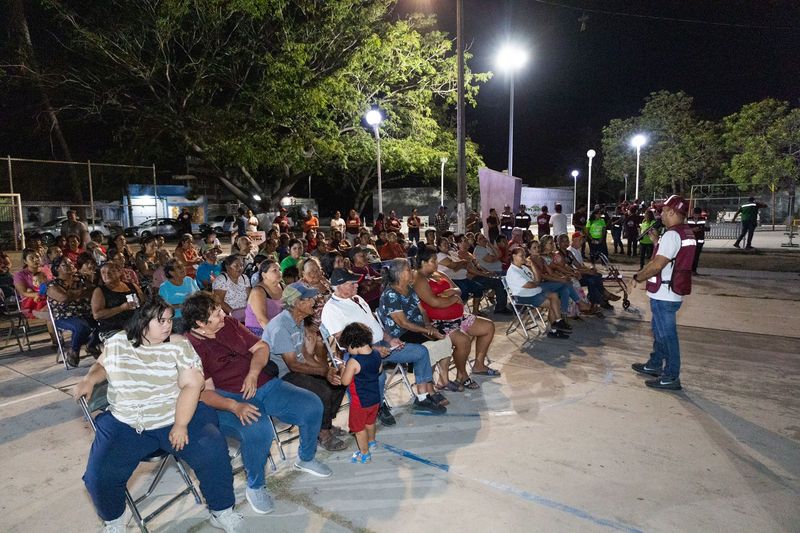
left=302, top=209, right=319, bottom=233
left=378, top=232, right=406, bottom=260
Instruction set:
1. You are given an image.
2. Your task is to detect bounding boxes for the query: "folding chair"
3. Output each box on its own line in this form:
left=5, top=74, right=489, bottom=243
left=374, top=309, right=416, bottom=406
left=0, top=291, right=28, bottom=353
left=501, top=276, right=547, bottom=339
left=79, top=382, right=203, bottom=533
left=46, top=299, right=72, bottom=369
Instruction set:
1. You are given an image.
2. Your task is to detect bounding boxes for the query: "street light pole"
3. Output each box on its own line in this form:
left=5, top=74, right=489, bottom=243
left=586, top=150, right=596, bottom=214
left=365, top=109, right=384, bottom=214
left=456, top=0, right=466, bottom=232
left=508, top=69, right=515, bottom=177
left=623, top=173, right=628, bottom=202
left=630, top=134, right=647, bottom=201
left=571, top=170, right=579, bottom=214
left=496, top=44, right=528, bottom=178
left=440, top=156, right=448, bottom=206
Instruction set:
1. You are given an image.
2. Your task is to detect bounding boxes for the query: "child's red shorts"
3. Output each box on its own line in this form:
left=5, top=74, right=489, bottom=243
left=348, top=403, right=379, bottom=433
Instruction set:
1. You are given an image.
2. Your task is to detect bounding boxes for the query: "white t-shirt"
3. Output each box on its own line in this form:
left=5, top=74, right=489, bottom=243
left=647, top=230, right=682, bottom=303
left=474, top=245, right=501, bottom=273
left=330, top=217, right=346, bottom=236
left=550, top=213, right=568, bottom=236
left=212, top=272, right=252, bottom=310
left=436, top=252, right=467, bottom=280
left=321, top=294, right=384, bottom=344
left=505, top=264, right=543, bottom=298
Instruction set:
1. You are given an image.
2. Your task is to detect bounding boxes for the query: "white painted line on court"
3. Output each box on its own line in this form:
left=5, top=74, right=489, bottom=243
left=0, top=388, right=61, bottom=409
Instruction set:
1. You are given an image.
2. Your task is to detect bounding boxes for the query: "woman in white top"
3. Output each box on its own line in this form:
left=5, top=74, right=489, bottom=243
left=435, top=237, right=484, bottom=314
left=212, top=254, right=252, bottom=322
left=505, top=247, right=571, bottom=339
left=247, top=209, right=259, bottom=233
left=73, top=298, right=244, bottom=533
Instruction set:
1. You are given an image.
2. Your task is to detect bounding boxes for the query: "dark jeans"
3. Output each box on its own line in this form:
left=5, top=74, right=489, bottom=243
left=282, top=372, right=346, bottom=431
left=639, top=243, right=654, bottom=269
left=452, top=278, right=484, bottom=303
left=539, top=281, right=572, bottom=313
left=83, top=403, right=234, bottom=521
left=646, top=298, right=683, bottom=380
left=735, top=221, right=757, bottom=247
left=408, top=228, right=420, bottom=244
left=692, top=242, right=704, bottom=273
left=611, top=228, right=624, bottom=253
left=627, top=237, right=638, bottom=257
left=579, top=273, right=605, bottom=305
left=54, top=316, right=99, bottom=352
left=473, top=275, right=508, bottom=311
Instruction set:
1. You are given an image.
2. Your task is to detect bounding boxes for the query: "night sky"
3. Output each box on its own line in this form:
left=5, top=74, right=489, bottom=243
left=400, top=0, right=800, bottom=186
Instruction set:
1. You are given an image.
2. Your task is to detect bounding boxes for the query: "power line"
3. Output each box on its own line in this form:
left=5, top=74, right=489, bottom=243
left=531, top=0, right=800, bottom=32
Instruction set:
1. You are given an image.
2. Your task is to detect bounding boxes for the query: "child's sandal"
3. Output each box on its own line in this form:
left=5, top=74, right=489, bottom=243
left=351, top=451, right=372, bottom=464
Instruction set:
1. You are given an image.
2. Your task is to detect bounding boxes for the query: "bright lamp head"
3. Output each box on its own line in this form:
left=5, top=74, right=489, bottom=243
left=496, top=45, right=528, bottom=71
left=365, top=109, right=383, bottom=126
left=571, top=170, right=579, bottom=178
left=587, top=149, right=596, bottom=159
left=630, top=134, right=647, bottom=149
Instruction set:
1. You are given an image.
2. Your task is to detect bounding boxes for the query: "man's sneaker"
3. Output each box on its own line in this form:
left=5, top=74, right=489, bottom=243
left=378, top=402, right=396, bottom=426
left=553, top=319, right=572, bottom=332
left=546, top=329, right=570, bottom=339
left=209, top=507, right=244, bottom=533
left=412, top=396, right=447, bottom=414
left=103, top=516, right=126, bottom=533
left=245, top=486, right=275, bottom=515
left=294, top=458, right=333, bottom=478
left=66, top=350, right=80, bottom=368
left=645, top=377, right=682, bottom=390
left=631, top=363, right=661, bottom=377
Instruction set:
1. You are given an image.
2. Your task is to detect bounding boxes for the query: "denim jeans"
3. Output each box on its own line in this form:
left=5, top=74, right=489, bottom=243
left=215, top=377, right=323, bottom=488
left=83, top=403, right=234, bottom=521
left=379, top=341, right=431, bottom=402
left=452, top=278, right=484, bottom=303
left=539, top=281, right=572, bottom=313
left=54, top=316, right=98, bottom=352
left=646, top=298, right=683, bottom=380
left=473, top=275, right=508, bottom=311
left=579, top=274, right=604, bottom=305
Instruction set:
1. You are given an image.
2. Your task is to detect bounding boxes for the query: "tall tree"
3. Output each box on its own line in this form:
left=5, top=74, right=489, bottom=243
left=723, top=98, right=800, bottom=226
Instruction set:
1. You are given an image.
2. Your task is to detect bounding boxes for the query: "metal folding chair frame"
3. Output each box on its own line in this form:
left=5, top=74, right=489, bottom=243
left=79, top=382, right=202, bottom=533
left=502, top=276, right=548, bottom=339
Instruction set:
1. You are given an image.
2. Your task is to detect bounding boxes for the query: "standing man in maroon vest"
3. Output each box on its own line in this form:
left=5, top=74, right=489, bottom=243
left=630, top=195, right=696, bottom=391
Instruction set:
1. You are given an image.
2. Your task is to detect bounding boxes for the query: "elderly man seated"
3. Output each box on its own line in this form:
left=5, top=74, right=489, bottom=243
left=560, top=232, right=619, bottom=309
left=321, top=268, right=445, bottom=426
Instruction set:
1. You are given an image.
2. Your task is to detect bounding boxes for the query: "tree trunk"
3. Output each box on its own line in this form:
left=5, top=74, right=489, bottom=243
left=7, top=0, right=83, bottom=204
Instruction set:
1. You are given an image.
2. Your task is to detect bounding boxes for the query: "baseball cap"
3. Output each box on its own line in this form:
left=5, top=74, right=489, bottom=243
left=657, top=195, right=689, bottom=215
left=282, top=282, right=319, bottom=307
left=329, top=268, right=363, bottom=286
left=571, top=231, right=583, bottom=240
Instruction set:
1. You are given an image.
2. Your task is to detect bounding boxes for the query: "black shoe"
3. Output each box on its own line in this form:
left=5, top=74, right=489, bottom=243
left=600, top=301, right=614, bottom=310
left=553, top=319, right=572, bottom=332
left=733, top=242, right=741, bottom=249
left=745, top=246, right=754, bottom=250
left=377, top=403, right=396, bottom=426
left=65, top=350, right=80, bottom=368
left=493, top=308, right=513, bottom=315
left=631, top=363, right=661, bottom=377
left=546, top=329, right=570, bottom=339
left=645, top=377, right=682, bottom=390
left=412, top=397, right=447, bottom=414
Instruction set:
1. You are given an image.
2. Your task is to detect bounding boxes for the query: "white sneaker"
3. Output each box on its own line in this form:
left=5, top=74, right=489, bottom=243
left=103, top=516, right=126, bottom=532
left=245, top=486, right=274, bottom=514
left=294, top=458, right=332, bottom=477
left=209, top=507, right=244, bottom=533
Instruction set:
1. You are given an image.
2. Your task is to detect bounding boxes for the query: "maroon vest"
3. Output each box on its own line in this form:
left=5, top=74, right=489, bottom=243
left=646, top=224, right=696, bottom=296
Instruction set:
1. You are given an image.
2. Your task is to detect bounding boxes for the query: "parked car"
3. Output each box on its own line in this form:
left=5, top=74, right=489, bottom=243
left=199, top=215, right=236, bottom=236
left=124, top=218, right=180, bottom=240
left=26, top=216, right=120, bottom=245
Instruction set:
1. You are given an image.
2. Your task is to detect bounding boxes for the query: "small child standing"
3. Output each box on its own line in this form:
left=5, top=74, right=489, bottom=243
left=338, top=322, right=382, bottom=463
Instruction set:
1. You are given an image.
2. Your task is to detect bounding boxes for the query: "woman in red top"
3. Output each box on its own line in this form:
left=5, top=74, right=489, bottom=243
left=345, top=209, right=362, bottom=243
left=63, top=234, right=84, bottom=263
left=174, top=233, right=202, bottom=279
left=413, top=247, right=498, bottom=391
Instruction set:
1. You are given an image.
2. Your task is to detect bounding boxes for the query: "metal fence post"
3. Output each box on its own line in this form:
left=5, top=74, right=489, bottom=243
left=87, top=160, right=95, bottom=226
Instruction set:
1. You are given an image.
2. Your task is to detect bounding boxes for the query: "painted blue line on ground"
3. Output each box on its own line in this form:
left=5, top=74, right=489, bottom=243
left=380, top=443, right=450, bottom=472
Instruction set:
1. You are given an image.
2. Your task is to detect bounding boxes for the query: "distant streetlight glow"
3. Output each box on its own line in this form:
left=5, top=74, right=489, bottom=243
left=496, top=44, right=529, bottom=178
left=440, top=156, right=448, bottom=207
left=586, top=150, right=596, bottom=214
left=630, top=134, right=647, bottom=201
left=571, top=170, right=579, bottom=213
left=252, top=194, right=261, bottom=202
left=365, top=109, right=385, bottom=214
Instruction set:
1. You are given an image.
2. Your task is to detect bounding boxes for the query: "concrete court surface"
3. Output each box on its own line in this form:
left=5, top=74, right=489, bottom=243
left=0, top=266, right=798, bottom=533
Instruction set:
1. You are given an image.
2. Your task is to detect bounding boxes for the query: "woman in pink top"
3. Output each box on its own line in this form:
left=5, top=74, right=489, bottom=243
left=244, top=259, right=284, bottom=336
left=13, top=249, right=52, bottom=319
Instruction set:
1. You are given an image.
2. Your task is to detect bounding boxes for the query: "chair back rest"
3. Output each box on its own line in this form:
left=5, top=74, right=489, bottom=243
left=78, top=381, right=110, bottom=432
left=319, top=323, right=343, bottom=369
left=45, top=297, right=59, bottom=329
left=501, top=275, right=518, bottom=302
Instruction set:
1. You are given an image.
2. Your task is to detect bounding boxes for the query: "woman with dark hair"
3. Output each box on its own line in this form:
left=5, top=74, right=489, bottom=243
left=350, top=247, right=381, bottom=310
left=46, top=256, right=101, bottom=367
left=13, top=248, right=52, bottom=319
left=76, top=252, right=99, bottom=290
left=64, top=234, right=85, bottom=263
left=212, top=254, right=251, bottom=322
left=91, top=261, right=144, bottom=340
left=435, top=237, right=484, bottom=315
left=107, top=234, right=134, bottom=268
left=372, top=213, right=385, bottom=236
left=305, top=229, right=319, bottom=253
left=536, top=236, right=595, bottom=317
left=74, top=298, right=243, bottom=532
left=174, top=233, right=202, bottom=279
left=280, top=239, right=304, bottom=273
left=331, top=229, right=351, bottom=252
left=182, top=292, right=330, bottom=513
left=108, top=249, right=140, bottom=288
left=486, top=208, right=500, bottom=243
left=320, top=251, right=345, bottom=279
left=586, top=208, right=608, bottom=263
left=412, top=246, right=499, bottom=390
left=158, top=259, right=200, bottom=332
left=134, top=235, right=159, bottom=294
left=378, top=258, right=450, bottom=406
left=244, top=259, right=283, bottom=337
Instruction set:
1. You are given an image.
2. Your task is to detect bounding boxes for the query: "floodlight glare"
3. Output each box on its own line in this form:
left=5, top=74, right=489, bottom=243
left=571, top=170, right=579, bottom=178
left=630, top=134, right=647, bottom=148
left=252, top=194, right=261, bottom=202
left=496, top=45, right=528, bottom=71
left=365, top=109, right=383, bottom=126
left=587, top=149, right=596, bottom=158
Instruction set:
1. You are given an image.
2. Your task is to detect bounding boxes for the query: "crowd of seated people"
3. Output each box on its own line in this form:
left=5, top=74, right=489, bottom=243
left=1, top=205, right=633, bottom=531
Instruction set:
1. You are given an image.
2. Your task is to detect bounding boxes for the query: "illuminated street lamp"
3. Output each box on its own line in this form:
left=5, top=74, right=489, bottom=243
left=630, top=134, right=647, bottom=201
left=571, top=170, right=579, bottom=214
left=496, top=44, right=528, bottom=178
left=365, top=109, right=384, bottom=214
left=586, top=150, right=596, bottom=214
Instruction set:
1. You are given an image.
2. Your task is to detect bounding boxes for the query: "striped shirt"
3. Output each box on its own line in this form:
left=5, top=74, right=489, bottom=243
left=104, top=332, right=203, bottom=432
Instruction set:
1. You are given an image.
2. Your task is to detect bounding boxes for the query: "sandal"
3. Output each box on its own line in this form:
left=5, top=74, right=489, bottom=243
left=456, top=377, right=480, bottom=390
left=318, top=434, right=348, bottom=452
left=436, top=381, right=463, bottom=393
left=351, top=451, right=371, bottom=464
left=430, top=392, right=449, bottom=406
left=330, top=426, right=349, bottom=437
left=472, top=367, right=501, bottom=377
